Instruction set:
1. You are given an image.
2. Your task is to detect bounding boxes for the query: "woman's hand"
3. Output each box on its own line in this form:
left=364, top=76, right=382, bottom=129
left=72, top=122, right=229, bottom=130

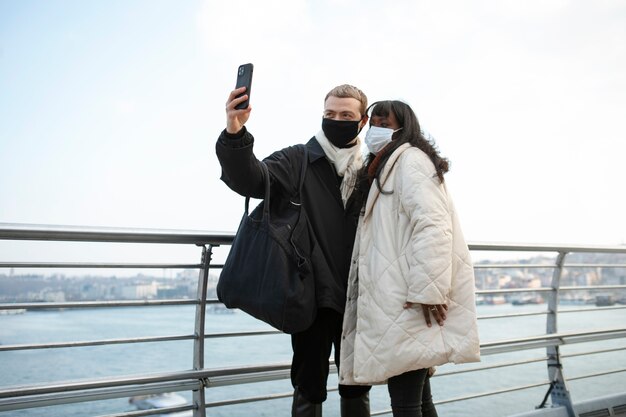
left=403, top=302, right=448, bottom=327
left=225, top=87, right=252, bottom=134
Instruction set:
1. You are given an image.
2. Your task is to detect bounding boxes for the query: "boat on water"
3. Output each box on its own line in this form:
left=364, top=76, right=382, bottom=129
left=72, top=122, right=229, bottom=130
left=129, top=393, right=192, bottom=417
left=0, top=309, right=26, bottom=315
left=511, top=295, right=544, bottom=305
left=595, top=294, right=616, bottom=307
left=559, top=296, right=595, bottom=305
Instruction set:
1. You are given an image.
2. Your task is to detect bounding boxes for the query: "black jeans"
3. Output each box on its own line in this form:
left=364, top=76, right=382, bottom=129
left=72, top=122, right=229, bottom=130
left=291, top=308, right=371, bottom=403
left=387, top=369, right=438, bottom=417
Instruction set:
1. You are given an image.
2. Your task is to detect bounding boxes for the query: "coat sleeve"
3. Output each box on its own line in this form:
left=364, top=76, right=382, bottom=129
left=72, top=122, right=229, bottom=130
left=398, top=151, right=453, bottom=305
left=215, top=127, right=301, bottom=200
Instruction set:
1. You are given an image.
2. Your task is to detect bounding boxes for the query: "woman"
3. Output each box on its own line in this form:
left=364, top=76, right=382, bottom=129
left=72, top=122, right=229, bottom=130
left=339, top=100, right=480, bottom=417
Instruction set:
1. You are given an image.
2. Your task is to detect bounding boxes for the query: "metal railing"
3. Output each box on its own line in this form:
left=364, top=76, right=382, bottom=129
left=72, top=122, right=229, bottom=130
left=0, top=223, right=625, bottom=417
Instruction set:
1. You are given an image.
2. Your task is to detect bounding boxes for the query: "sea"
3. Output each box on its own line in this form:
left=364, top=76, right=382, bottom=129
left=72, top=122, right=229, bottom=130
left=0, top=303, right=624, bottom=417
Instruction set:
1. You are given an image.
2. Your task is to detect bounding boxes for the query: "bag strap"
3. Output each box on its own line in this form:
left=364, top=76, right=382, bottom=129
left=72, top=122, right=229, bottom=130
left=243, top=162, right=271, bottom=218
left=290, top=145, right=308, bottom=206
left=244, top=145, right=308, bottom=219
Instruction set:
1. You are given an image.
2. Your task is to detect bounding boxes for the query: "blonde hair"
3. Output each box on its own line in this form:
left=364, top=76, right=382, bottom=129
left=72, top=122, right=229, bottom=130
left=324, top=84, right=368, bottom=117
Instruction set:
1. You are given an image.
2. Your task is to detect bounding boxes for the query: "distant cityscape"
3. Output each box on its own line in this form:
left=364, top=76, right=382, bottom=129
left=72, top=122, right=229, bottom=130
left=1, top=253, right=625, bottom=307
left=473, top=252, right=626, bottom=306
left=0, top=269, right=219, bottom=304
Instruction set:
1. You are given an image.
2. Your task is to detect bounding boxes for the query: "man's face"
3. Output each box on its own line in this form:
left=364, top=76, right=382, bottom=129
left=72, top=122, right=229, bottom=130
left=323, top=96, right=363, bottom=122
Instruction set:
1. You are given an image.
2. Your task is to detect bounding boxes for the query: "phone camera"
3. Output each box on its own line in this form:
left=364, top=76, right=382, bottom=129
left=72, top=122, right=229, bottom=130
left=238, top=67, right=245, bottom=75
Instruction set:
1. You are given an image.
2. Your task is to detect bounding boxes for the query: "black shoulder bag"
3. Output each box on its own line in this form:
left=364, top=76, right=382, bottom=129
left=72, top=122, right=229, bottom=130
left=217, top=146, right=316, bottom=334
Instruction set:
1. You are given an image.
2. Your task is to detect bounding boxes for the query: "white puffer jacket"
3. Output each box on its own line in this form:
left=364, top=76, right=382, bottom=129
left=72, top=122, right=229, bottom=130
left=339, top=143, right=480, bottom=385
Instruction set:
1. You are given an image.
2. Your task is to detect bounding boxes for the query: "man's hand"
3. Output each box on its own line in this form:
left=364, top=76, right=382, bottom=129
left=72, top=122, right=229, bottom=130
left=225, top=87, right=252, bottom=134
left=403, top=302, right=448, bottom=327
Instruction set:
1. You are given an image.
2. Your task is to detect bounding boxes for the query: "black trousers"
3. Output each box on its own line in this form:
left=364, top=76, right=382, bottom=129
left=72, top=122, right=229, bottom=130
left=387, top=369, right=438, bottom=417
left=290, top=308, right=371, bottom=403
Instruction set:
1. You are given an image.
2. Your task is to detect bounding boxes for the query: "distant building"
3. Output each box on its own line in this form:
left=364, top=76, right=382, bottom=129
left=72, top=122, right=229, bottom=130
left=121, top=282, right=158, bottom=299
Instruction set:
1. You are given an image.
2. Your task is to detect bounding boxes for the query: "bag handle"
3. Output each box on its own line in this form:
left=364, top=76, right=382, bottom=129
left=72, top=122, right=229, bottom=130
left=244, top=145, right=308, bottom=221
left=243, top=162, right=271, bottom=218
left=290, top=145, right=308, bottom=206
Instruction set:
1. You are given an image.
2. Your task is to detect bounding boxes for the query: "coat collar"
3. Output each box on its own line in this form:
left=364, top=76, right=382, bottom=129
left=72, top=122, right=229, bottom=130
left=306, top=137, right=327, bottom=163
left=364, top=143, right=413, bottom=221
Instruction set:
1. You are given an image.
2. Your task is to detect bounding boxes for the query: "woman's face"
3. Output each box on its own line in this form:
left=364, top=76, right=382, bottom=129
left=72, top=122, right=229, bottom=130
left=370, top=110, right=401, bottom=130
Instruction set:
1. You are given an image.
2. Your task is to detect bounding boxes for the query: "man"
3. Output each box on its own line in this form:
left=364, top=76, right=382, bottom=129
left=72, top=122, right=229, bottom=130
left=216, top=84, right=372, bottom=417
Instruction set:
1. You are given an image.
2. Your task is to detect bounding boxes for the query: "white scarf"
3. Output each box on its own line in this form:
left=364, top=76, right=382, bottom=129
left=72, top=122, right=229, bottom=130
left=315, top=130, right=364, bottom=207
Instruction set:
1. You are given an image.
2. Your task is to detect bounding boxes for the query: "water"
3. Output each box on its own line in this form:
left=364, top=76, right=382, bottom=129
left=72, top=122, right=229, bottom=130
left=0, top=304, right=624, bottom=417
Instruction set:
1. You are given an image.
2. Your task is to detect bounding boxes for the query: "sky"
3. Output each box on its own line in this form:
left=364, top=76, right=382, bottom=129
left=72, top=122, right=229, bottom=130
left=1, top=0, right=626, bottom=269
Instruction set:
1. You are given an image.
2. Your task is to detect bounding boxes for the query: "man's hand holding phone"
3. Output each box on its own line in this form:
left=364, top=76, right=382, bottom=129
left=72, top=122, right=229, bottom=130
left=225, top=63, right=253, bottom=134
left=225, top=86, right=251, bottom=134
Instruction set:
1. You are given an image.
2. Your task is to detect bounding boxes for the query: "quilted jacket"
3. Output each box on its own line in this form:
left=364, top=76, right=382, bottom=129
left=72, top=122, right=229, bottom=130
left=339, top=143, right=480, bottom=385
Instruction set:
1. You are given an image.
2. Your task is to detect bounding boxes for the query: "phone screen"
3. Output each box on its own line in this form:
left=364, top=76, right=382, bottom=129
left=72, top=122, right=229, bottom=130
left=235, top=63, right=253, bottom=110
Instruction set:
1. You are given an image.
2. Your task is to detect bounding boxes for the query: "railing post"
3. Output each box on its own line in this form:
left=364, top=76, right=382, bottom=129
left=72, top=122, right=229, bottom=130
left=192, top=244, right=212, bottom=417
left=544, top=251, right=577, bottom=416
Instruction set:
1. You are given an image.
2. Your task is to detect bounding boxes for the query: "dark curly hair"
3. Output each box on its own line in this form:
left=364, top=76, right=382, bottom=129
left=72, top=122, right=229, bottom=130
left=365, top=100, right=449, bottom=192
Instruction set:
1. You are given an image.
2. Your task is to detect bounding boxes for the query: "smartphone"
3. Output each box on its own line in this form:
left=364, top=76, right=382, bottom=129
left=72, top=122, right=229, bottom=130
left=234, top=63, right=253, bottom=110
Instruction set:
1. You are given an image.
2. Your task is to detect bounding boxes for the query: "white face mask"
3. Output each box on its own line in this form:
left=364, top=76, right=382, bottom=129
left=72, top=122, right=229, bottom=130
left=364, top=126, right=402, bottom=154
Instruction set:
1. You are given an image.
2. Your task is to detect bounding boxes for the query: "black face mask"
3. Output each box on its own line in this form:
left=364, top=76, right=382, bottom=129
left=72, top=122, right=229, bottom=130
left=321, top=118, right=362, bottom=148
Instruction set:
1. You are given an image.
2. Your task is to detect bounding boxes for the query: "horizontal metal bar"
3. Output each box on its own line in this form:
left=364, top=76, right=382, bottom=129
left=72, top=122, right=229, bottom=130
left=482, top=339, right=560, bottom=355
left=207, top=369, right=340, bottom=401
left=204, top=362, right=294, bottom=379
left=204, top=330, right=281, bottom=339
left=561, top=346, right=626, bottom=359
left=0, top=334, right=196, bottom=352
left=474, top=264, right=557, bottom=269
left=6, top=300, right=600, bottom=316
left=560, top=330, right=626, bottom=345
left=205, top=390, right=292, bottom=408
left=478, top=311, right=548, bottom=320
left=370, top=379, right=555, bottom=416
left=560, top=285, right=626, bottom=291
left=0, top=262, right=202, bottom=269
left=480, top=328, right=626, bottom=355
left=12, top=301, right=572, bottom=321
left=559, top=305, right=626, bottom=314
left=433, top=380, right=550, bottom=405
left=567, top=368, right=626, bottom=381
left=476, top=288, right=554, bottom=295
left=474, top=263, right=626, bottom=269
left=0, top=223, right=234, bottom=245
left=434, top=356, right=548, bottom=377
left=482, top=328, right=626, bottom=348
left=0, top=369, right=208, bottom=399
left=205, top=376, right=555, bottom=416
left=563, top=263, right=626, bottom=268
left=204, top=386, right=342, bottom=409
left=3, top=262, right=623, bottom=272
left=0, top=363, right=300, bottom=400
left=0, top=326, right=276, bottom=353
left=6, top=290, right=626, bottom=310
left=0, top=300, right=198, bottom=310
left=99, top=403, right=196, bottom=417
left=3, top=323, right=622, bottom=356
left=0, top=380, right=200, bottom=412
left=418, top=349, right=623, bottom=403
left=3, top=224, right=626, bottom=255
left=207, top=369, right=292, bottom=388
left=467, top=242, right=626, bottom=254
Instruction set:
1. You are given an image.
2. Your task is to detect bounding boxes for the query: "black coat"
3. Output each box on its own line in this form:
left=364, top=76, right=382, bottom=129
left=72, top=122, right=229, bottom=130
left=216, top=128, right=366, bottom=313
